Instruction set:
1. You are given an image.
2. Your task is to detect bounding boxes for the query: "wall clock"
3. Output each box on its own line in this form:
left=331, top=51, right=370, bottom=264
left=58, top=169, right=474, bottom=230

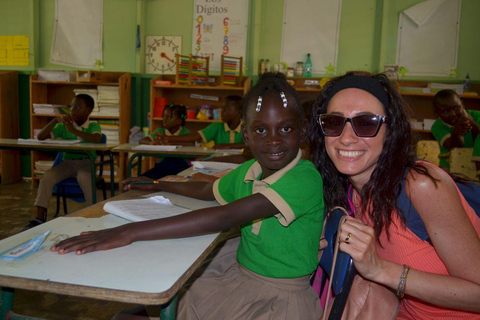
left=146, top=36, right=182, bottom=74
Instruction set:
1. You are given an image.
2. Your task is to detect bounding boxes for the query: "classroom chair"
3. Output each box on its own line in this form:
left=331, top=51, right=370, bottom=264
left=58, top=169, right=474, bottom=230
left=317, top=207, right=356, bottom=320
left=448, top=147, right=478, bottom=180
left=415, top=140, right=440, bottom=166
left=52, top=134, right=108, bottom=216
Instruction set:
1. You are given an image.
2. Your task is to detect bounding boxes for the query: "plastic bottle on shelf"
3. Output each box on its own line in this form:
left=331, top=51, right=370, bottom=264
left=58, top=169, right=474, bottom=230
left=464, top=73, right=471, bottom=92
left=259, top=59, right=265, bottom=74
left=295, top=62, right=304, bottom=77
left=304, top=53, right=312, bottom=77
left=265, top=59, right=271, bottom=73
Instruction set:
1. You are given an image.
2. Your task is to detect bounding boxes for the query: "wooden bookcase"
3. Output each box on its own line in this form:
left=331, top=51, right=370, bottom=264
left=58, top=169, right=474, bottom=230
left=146, top=75, right=250, bottom=170
left=287, top=77, right=323, bottom=104
left=150, top=75, right=251, bottom=134
left=29, top=71, right=131, bottom=184
left=397, top=81, right=480, bottom=141
left=0, top=71, right=21, bottom=185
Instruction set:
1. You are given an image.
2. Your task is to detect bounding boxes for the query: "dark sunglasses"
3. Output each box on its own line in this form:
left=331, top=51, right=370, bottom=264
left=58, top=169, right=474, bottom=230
left=318, top=113, right=388, bottom=137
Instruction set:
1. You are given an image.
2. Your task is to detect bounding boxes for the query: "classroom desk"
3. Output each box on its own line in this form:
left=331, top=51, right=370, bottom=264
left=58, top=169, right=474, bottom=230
left=0, top=189, right=223, bottom=320
left=0, top=138, right=117, bottom=202
left=112, top=143, right=225, bottom=178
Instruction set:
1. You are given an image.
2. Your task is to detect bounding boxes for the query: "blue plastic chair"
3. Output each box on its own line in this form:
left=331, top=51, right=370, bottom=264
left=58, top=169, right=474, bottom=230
left=52, top=134, right=107, bottom=216
left=315, top=207, right=357, bottom=320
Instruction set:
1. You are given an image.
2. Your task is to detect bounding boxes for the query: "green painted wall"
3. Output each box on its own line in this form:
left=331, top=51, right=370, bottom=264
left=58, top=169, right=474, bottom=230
left=1, top=0, right=479, bottom=176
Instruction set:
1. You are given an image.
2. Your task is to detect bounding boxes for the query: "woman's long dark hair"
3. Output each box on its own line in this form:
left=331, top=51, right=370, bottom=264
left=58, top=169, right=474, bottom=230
left=306, top=72, right=433, bottom=240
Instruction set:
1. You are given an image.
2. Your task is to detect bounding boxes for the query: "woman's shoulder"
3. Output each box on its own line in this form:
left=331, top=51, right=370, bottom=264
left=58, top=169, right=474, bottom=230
left=405, top=162, right=458, bottom=202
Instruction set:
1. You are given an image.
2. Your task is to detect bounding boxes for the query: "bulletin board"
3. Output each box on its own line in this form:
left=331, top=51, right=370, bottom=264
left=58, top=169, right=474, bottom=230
left=281, top=0, right=342, bottom=75
left=0, top=36, right=29, bottom=66
left=396, top=0, right=462, bottom=77
left=192, top=0, right=249, bottom=72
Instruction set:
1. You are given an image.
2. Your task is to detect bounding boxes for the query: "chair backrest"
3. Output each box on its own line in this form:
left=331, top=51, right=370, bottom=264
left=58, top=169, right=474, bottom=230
left=319, top=207, right=357, bottom=320
left=100, top=133, right=107, bottom=144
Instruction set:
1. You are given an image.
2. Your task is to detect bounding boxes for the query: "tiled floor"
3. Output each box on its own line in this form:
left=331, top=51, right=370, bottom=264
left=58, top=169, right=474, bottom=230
left=0, top=179, right=140, bottom=320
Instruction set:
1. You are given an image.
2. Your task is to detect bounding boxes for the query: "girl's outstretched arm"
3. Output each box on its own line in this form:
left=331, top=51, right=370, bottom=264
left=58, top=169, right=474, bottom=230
left=51, top=193, right=278, bottom=255
left=121, top=178, right=215, bottom=201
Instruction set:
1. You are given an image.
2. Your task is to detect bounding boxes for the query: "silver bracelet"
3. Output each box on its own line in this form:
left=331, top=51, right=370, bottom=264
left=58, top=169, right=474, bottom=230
left=396, top=264, right=411, bottom=299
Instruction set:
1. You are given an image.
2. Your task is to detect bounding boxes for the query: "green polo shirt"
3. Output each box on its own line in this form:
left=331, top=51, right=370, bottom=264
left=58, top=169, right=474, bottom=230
left=52, top=120, right=101, bottom=160
left=213, top=150, right=324, bottom=278
left=198, top=122, right=244, bottom=145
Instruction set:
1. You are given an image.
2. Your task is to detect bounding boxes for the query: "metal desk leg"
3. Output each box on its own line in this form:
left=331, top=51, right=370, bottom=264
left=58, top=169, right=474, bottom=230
left=1, top=287, right=46, bottom=320
left=108, top=151, right=115, bottom=197
left=137, top=155, right=143, bottom=178
left=127, top=154, right=141, bottom=179
left=87, top=153, right=97, bottom=204
left=160, top=296, right=177, bottom=320
left=1, top=287, right=14, bottom=320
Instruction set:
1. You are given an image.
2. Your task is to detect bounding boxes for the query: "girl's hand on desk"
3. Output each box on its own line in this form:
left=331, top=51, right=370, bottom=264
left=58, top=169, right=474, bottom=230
left=50, top=226, right=133, bottom=255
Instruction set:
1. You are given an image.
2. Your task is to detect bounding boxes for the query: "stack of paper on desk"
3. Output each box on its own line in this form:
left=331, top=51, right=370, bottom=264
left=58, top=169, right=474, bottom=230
left=18, top=138, right=81, bottom=145
left=132, top=145, right=181, bottom=151
left=191, top=161, right=240, bottom=174
left=103, top=196, right=191, bottom=222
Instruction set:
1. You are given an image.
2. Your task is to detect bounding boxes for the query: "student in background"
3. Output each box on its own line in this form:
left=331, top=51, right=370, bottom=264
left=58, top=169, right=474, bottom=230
left=51, top=73, right=324, bottom=320
left=160, top=95, right=246, bottom=150
left=139, top=104, right=191, bottom=180
left=26, top=94, right=102, bottom=229
left=307, top=73, right=480, bottom=319
left=431, top=89, right=480, bottom=176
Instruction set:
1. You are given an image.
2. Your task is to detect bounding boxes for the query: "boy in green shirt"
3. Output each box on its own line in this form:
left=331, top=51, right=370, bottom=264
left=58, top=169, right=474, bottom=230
left=26, top=94, right=102, bottom=229
left=431, top=89, right=480, bottom=177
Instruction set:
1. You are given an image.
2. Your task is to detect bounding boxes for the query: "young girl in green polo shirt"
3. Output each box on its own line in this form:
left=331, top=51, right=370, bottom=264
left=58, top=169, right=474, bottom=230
left=139, top=104, right=191, bottom=179
left=51, top=73, right=325, bottom=320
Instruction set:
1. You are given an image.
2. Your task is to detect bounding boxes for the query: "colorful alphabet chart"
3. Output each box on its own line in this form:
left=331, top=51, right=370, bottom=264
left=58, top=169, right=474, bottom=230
left=192, top=0, right=248, bottom=72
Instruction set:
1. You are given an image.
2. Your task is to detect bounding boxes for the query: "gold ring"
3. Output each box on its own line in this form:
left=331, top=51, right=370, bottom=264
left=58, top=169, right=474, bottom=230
left=345, top=233, right=352, bottom=244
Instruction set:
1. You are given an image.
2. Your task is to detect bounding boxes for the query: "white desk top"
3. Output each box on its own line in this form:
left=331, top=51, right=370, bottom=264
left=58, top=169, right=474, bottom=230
left=0, top=192, right=221, bottom=305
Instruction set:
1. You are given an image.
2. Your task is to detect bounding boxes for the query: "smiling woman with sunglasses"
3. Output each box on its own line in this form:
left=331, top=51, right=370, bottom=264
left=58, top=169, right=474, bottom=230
left=307, top=72, right=480, bottom=319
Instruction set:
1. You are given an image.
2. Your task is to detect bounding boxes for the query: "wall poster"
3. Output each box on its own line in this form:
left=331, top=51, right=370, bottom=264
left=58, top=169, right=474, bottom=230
left=192, top=0, right=249, bottom=72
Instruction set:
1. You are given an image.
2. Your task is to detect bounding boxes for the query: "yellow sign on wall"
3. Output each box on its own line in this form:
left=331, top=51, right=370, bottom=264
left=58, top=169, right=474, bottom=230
left=0, top=36, right=29, bottom=66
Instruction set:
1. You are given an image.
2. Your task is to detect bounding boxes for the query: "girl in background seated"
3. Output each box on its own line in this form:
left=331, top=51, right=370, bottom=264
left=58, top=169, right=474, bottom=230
left=140, top=104, right=191, bottom=179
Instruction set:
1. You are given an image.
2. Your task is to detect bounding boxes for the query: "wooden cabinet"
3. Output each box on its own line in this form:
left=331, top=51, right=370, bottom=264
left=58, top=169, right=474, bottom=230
left=0, top=71, right=21, bottom=185
left=287, top=77, right=323, bottom=105
left=150, top=75, right=251, bottom=135
left=398, top=81, right=480, bottom=141
left=29, top=71, right=131, bottom=184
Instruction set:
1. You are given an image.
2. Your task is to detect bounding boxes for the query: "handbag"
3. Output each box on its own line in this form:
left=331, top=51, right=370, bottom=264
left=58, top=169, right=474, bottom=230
left=318, top=207, right=400, bottom=320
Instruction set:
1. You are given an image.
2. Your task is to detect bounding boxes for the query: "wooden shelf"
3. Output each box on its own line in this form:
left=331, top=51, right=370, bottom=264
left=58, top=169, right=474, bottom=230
left=0, top=71, right=21, bottom=185
left=29, top=71, right=132, bottom=184
left=151, top=117, right=222, bottom=123
left=148, top=74, right=251, bottom=170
